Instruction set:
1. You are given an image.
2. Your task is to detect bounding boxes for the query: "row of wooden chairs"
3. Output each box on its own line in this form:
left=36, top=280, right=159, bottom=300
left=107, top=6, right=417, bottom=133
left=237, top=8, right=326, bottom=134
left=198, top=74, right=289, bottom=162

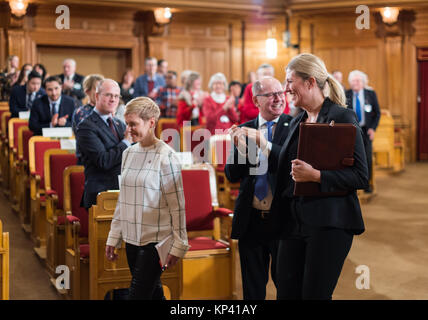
left=0, top=103, right=238, bottom=299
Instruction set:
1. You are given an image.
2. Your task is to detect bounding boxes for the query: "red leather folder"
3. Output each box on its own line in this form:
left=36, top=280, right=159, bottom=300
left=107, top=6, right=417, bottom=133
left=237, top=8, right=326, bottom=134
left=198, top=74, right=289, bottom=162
left=293, top=122, right=356, bottom=197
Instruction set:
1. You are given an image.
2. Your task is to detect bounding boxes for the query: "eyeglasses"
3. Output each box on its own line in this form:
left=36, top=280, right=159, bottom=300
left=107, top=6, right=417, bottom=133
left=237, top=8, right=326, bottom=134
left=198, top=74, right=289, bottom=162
left=102, top=93, right=121, bottom=100
left=256, top=91, right=285, bottom=98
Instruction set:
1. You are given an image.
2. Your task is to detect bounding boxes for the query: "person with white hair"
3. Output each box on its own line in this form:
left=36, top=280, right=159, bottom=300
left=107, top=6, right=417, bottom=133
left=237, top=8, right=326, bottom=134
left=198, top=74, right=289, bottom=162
left=345, top=70, right=381, bottom=193
left=56, top=58, right=85, bottom=105
left=202, top=72, right=239, bottom=134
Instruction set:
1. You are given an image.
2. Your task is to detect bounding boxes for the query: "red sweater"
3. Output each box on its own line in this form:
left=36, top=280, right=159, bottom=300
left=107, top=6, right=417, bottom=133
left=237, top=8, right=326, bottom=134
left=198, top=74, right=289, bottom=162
left=202, top=95, right=239, bottom=134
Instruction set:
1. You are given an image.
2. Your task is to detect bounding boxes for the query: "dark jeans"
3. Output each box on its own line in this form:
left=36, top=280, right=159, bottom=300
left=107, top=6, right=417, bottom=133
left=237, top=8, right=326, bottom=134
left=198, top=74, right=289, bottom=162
left=276, top=200, right=353, bottom=300
left=125, top=242, right=165, bottom=300
left=239, top=208, right=279, bottom=300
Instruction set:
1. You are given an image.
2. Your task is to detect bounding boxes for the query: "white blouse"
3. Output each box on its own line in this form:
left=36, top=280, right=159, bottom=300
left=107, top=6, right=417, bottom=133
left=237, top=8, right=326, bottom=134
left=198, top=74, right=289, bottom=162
left=106, top=140, right=189, bottom=258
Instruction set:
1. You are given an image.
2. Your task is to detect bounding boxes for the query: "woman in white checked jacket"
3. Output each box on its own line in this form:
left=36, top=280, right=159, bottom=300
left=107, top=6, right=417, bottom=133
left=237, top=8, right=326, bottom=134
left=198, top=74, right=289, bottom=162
left=106, top=97, right=189, bottom=300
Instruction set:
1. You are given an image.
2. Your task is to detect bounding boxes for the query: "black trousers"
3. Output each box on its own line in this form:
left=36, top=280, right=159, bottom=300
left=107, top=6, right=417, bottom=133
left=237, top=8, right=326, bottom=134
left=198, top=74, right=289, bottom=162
left=362, top=127, right=373, bottom=191
left=276, top=200, right=353, bottom=300
left=125, top=242, right=165, bottom=300
left=238, top=208, right=279, bottom=300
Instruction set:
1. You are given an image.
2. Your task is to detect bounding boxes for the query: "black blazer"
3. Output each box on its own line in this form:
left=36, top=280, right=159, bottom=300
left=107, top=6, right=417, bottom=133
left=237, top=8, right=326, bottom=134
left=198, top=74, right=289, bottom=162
left=57, top=73, right=85, bottom=102
left=29, top=94, right=76, bottom=135
left=225, top=113, right=293, bottom=240
left=9, top=85, right=45, bottom=118
left=272, top=98, right=368, bottom=236
left=76, top=111, right=127, bottom=209
left=345, top=88, right=381, bottom=132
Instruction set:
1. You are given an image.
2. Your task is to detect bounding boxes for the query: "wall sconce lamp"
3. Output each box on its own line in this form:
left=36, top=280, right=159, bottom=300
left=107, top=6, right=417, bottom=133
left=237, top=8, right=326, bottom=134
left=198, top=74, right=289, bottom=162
left=266, top=28, right=278, bottom=59
left=8, top=0, right=28, bottom=17
left=380, top=7, right=400, bottom=24
left=154, top=7, right=172, bottom=25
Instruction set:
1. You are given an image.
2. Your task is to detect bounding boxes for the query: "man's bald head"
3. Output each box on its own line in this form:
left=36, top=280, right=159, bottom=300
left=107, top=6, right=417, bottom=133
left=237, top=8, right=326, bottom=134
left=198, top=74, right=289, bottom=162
left=252, top=76, right=281, bottom=96
left=95, top=79, right=121, bottom=115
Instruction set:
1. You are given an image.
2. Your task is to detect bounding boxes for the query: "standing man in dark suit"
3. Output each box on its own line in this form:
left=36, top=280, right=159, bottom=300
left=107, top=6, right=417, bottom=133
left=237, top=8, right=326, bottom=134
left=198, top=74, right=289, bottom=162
left=29, top=76, right=76, bottom=135
left=346, top=70, right=381, bottom=193
left=133, top=57, right=165, bottom=99
left=9, top=70, right=45, bottom=118
left=56, top=58, right=85, bottom=105
left=76, top=78, right=131, bottom=210
left=225, top=77, right=292, bottom=300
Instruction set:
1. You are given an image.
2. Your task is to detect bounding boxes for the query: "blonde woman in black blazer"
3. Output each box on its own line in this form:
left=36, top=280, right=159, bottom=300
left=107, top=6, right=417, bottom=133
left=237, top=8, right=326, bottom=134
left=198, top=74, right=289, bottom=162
left=271, top=53, right=369, bottom=300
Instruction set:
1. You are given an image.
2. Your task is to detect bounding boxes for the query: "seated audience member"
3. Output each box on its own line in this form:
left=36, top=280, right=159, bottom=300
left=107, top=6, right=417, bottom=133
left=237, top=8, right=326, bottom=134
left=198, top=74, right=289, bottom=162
left=1, top=55, right=20, bottom=100
left=29, top=76, right=76, bottom=135
left=203, top=73, right=239, bottom=134
left=155, top=70, right=180, bottom=118
left=9, top=70, right=45, bottom=118
left=180, top=70, right=192, bottom=88
left=119, top=69, right=135, bottom=105
left=33, top=63, right=48, bottom=85
left=229, top=80, right=242, bottom=111
left=56, top=58, right=85, bottom=104
left=134, top=57, right=165, bottom=99
left=157, top=59, right=168, bottom=78
left=72, top=74, right=104, bottom=135
left=240, top=71, right=256, bottom=98
left=176, top=71, right=206, bottom=127
left=76, top=79, right=131, bottom=210
left=14, top=63, right=33, bottom=87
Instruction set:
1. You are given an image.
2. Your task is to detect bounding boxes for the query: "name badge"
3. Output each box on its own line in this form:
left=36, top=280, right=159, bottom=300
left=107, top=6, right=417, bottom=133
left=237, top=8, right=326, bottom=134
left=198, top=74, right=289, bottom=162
left=73, top=83, right=82, bottom=90
left=364, top=104, right=372, bottom=112
left=219, top=115, right=230, bottom=123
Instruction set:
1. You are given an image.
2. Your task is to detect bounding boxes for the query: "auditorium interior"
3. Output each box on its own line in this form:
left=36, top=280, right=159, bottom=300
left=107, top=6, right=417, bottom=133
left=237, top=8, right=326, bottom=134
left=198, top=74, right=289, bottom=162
left=0, top=0, right=428, bottom=300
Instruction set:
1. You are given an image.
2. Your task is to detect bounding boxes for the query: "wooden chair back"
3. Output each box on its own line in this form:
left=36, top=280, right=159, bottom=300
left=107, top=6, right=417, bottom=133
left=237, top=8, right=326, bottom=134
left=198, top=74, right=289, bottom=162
left=0, top=219, right=9, bottom=300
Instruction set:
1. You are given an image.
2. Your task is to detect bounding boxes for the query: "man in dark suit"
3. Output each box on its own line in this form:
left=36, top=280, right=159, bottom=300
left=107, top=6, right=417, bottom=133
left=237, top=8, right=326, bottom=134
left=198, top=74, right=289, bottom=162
left=56, top=58, right=85, bottom=105
left=346, top=70, right=381, bottom=193
left=9, top=70, right=45, bottom=118
left=76, top=79, right=131, bottom=209
left=225, top=77, right=292, bottom=300
left=133, top=56, right=165, bottom=99
left=29, top=76, right=76, bottom=135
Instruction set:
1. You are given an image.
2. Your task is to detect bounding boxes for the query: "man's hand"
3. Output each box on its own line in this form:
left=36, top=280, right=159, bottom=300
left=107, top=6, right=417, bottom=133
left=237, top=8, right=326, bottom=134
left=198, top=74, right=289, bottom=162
left=51, top=113, right=59, bottom=127
left=63, top=79, right=74, bottom=91
left=105, top=245, right=118, bottom=262
left=291, top=159, right=321, bottom=183
left=57, top=114, right=69, bottom=127
left=367, top=128, right=375, bottom=141
left=241, top=127, right=268, bottom=151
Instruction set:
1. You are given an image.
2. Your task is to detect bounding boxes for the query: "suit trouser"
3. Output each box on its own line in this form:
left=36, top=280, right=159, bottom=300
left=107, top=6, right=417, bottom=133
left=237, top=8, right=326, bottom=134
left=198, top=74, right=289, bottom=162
left=276, top=200, right=353, bottom=300
left=125, top=242, right=165, bottom=300
left=238, top=208, right=279, bottom=300
left=362, top=127, right=373, bottom=190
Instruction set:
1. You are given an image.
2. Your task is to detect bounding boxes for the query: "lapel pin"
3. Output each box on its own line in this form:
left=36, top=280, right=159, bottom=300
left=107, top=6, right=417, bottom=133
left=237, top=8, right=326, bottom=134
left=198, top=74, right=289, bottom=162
left=284, top=122, right=289, bottom=126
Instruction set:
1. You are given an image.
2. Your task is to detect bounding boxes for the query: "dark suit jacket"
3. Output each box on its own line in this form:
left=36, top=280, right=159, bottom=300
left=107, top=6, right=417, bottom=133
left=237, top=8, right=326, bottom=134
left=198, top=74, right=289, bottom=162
left=57, top=73, right=85, bottom=102
left=29, top=94, right=76, bottom=135
left=76, top=111, right=128, bottom=209
left=225, top=113, right=293, bottom=240
left=272, top=98, right=368, bottom=236
left=9, top=85, right=45, bottom=118
left=345, top=88, right=381, bottom=132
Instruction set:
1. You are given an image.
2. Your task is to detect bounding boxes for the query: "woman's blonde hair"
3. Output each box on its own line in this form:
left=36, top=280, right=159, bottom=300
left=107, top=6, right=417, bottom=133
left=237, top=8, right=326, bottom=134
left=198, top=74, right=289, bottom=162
left=83, top=74, right=104, bottom=92
left=286, top=53, right=346, bottom=107
left=125, top=97, right=160, bottom=123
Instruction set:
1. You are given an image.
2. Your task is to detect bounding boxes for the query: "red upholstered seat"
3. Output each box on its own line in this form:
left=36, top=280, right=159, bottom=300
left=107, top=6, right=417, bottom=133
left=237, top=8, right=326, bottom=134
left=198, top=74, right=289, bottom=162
left=229, top=189, right=239, bottom=198
left=188, top=237, right=228, bottom=251
left=182, top=169, right=214, bottom=231
left=70, top=171, right=88, bottom=237
left=13, top=122, right=28, bottom=150
left=22, top=130, right=33, bottom=162
left=49, top=154, right=77, bottom=210
left=57, top=213, right=80, bottom=225
left=79, top=244, right=89, bottom=258
left=34, top=141, right=61, bottom=189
